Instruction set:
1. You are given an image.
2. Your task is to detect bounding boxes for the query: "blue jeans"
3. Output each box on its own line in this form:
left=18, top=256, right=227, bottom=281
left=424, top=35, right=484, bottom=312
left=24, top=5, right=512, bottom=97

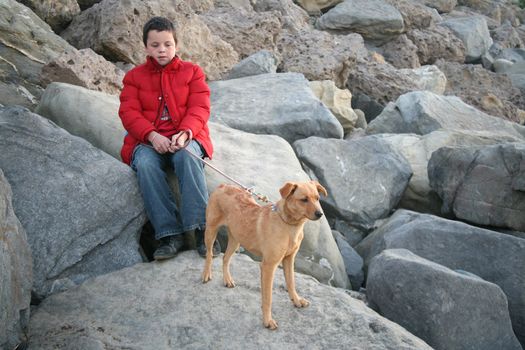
left=131, top=141, right=208, bottom=240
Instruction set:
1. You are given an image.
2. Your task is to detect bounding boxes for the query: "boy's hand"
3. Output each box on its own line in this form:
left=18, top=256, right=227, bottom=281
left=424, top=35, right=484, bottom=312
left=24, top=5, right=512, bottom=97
left=148, top=132, right=171, bottom=154
left=169, top=130, right=191, bottom=153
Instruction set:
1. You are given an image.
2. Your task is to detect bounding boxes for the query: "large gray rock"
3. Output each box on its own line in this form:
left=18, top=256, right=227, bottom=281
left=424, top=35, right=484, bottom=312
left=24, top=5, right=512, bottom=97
left=206, top=123, right=350, bottom=289
left=440, top=16, right=493, bottom=62
left=428, top=143, right=525, bottom=231
left=355, top=209, right=525, bottom=346
left=412, top=0, right=457, bottom=13
left=35, top=83, right=350, bottom=289
left=376, top=130, right=520, bottom=214
left=0, top=106, right=145, bottom=298
left=0, top=170, right=33, bottom=350
left=384, top=0, right=437, bottom=31
left=293, top=136, right=412, bottom=230
left=209, top=73, right=344, bottom=143
left=333, top=231, right=364, bottom=290
left=28, top=251, right=432, bottom=349
left=35, top=82, right=124, bottom=160
left=368, top=249, right=522, bottom=350
left=226, top=50, right=279, bottom=79
left=0, top=0, right=74, bottom=109
left=366, top=90, right=525, bottom=140
left=316, top=0, right=404, bottom=42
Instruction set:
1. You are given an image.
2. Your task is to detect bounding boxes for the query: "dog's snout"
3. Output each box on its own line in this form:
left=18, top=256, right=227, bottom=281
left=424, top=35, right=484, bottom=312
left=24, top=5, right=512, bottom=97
left=315, top=210, right=323, bottom=219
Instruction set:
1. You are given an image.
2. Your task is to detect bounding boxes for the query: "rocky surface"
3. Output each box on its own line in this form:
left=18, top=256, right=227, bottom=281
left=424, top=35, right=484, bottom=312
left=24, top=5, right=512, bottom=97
left=0, top=170, right=33, bottom=350
left=27, top=252, right=432, bottom=350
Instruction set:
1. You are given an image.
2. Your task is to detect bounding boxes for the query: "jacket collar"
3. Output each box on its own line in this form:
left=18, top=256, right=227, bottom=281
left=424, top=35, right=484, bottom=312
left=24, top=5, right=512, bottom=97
left=145, top=55, right=181, bottom=72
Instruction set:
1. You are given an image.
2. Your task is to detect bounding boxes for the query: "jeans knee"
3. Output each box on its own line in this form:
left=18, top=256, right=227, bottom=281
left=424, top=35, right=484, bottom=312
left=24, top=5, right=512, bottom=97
left=134, top=155, right=162, bottom=175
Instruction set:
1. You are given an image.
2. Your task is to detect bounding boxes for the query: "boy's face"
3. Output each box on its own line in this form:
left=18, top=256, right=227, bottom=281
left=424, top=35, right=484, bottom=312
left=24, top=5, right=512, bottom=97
left=145, top=30, right=177, bottom=66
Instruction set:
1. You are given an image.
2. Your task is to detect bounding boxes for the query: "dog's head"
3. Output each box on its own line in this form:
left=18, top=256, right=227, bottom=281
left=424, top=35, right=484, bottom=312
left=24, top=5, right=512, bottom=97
left=279, top=181, right=327, bottom=221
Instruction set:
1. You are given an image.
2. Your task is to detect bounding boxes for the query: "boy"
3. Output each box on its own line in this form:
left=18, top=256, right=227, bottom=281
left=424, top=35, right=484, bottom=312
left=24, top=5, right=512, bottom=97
left=119, top=16, right=220, bottom=260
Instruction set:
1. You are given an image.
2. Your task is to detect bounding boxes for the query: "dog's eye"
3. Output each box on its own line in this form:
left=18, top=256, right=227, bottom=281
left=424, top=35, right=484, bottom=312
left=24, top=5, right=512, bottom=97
left=301, top=198, right=308, bottom=202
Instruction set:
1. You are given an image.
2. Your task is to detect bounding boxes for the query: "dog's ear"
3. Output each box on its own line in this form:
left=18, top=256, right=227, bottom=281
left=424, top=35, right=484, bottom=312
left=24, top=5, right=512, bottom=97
left=311, top=181, right=328, bottom=197
left=279, top=182, right=297, bottom=198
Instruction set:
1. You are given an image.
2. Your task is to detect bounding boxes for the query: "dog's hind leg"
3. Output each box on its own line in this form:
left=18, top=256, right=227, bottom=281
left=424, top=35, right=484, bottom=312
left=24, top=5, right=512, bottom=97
left=201, top=204, right=222, bottom=283
left=223, top=234, right=240, bottom=288
left=282, top=252, right=309, bottom=308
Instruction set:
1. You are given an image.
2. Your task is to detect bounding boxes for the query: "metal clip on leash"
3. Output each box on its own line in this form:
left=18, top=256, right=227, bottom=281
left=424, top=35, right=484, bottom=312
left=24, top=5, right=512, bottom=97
left=179, top=139, right=273, bottom=205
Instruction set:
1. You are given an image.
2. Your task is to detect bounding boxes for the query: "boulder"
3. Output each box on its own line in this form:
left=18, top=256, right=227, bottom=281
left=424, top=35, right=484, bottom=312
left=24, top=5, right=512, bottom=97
left=440, top=16, right=493, bottom=62
left=226, top=50, right=279, bottom=79
left=355, top=209, right=525, bottom=346
left=293, top=136, right=412, bottom=231
left=428, top=143, right=525, bottom=231
left=0, top=0, right=74, bottom=109
left=18, top=0, right=80, bottom=33
left=309, top=80, right=359, bottom=134
left=347, top=61, right=446, bottom=107
left=333, top=231, right=364, bottom=290
left=277, top=30, right=367, bottom=88
left=316, top=0, right=404, bottom=42
left=436, top=60, right=525, bottom=123
left=40, top=48, right=125, bottom=95
left=406, top=25, right=466, bottom=65
left=60, top=0, right=237, bottom=80
left=206, top=123, right=350, bottom=289
left=252, top=0, right=310, bottom=31
left=368, top=249, right=522, bottom=350
left=28, top=251, right=432, bottom=349
left=34, top=83, right=350, bottom=289
left=376, top=130, right=519, bottom=214
left=209, top=73, right=344, bottom=143
left=366, top=90, right=525, bottom=140
left=384, top=0, right=437, bottom=31
left=0, top=106, right=146, bottom=298
left=380, top=34, right=421, bottom=69
left=0, top=170, right=32, bottom=350
left=201, top=7, right=281, bottom=59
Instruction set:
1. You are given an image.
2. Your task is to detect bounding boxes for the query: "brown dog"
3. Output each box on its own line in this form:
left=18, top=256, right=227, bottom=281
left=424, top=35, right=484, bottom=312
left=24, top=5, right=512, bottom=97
left=201, top=181, right=327, bottom=329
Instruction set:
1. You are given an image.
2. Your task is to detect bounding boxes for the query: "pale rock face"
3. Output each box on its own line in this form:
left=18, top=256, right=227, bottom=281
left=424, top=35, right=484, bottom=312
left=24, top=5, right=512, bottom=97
left=309, top=80, right=359, bottom=134
left=41, top=48, right=125, bottom=95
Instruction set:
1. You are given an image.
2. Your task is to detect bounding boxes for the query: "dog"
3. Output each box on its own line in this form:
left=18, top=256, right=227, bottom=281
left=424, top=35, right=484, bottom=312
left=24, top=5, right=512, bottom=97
left=201, top=181, right=327, bottom=330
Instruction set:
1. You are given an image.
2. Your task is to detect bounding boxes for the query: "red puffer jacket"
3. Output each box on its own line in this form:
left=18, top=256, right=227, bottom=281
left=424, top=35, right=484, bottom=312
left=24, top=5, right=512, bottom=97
left=118, top=56, right=213, bottom=165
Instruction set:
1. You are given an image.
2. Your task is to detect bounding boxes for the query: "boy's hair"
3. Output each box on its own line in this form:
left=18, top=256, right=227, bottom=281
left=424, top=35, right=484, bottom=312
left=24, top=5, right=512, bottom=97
left=142, top=16, right=177, bottom=46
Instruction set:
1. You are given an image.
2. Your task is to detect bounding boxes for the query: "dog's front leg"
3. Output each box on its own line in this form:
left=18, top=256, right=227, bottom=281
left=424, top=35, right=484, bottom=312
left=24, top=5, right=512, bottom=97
left=282, top=253, right=309, bottom=308
left=260, top=260, right=279, bottom=330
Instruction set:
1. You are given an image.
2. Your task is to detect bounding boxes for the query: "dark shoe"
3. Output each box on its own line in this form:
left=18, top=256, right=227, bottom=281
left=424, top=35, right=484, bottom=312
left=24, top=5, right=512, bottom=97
left=195, top=228, right=221, bottom=258
left=153, top=234, right=184, bottom=261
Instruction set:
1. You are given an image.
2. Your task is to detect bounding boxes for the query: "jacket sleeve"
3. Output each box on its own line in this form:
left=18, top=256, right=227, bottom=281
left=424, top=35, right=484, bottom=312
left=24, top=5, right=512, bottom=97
left=119, top=70, right=156, bottom=142
left=177, top=65, right=211, bottom=137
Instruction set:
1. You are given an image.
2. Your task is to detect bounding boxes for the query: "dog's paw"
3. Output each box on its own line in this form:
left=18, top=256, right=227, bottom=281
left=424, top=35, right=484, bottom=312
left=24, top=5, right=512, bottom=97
left=223, top=277, right=236, bottom=288
left=201, top=271, right=212, bottom=283
left=292, top=297, right=310, bottom=308
left=264, top=319, right=278, bottom=330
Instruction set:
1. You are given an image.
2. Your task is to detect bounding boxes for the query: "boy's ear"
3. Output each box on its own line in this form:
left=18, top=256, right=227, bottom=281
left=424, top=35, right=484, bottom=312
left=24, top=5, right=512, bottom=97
left=311, top=181, right=328, bottom=197
left=279, top=182, right=297, bottom=199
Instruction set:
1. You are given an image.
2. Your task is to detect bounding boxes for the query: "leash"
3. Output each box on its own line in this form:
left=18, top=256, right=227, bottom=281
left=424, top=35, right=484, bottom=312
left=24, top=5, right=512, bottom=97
left=180, top=141, right=273, bottom=205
